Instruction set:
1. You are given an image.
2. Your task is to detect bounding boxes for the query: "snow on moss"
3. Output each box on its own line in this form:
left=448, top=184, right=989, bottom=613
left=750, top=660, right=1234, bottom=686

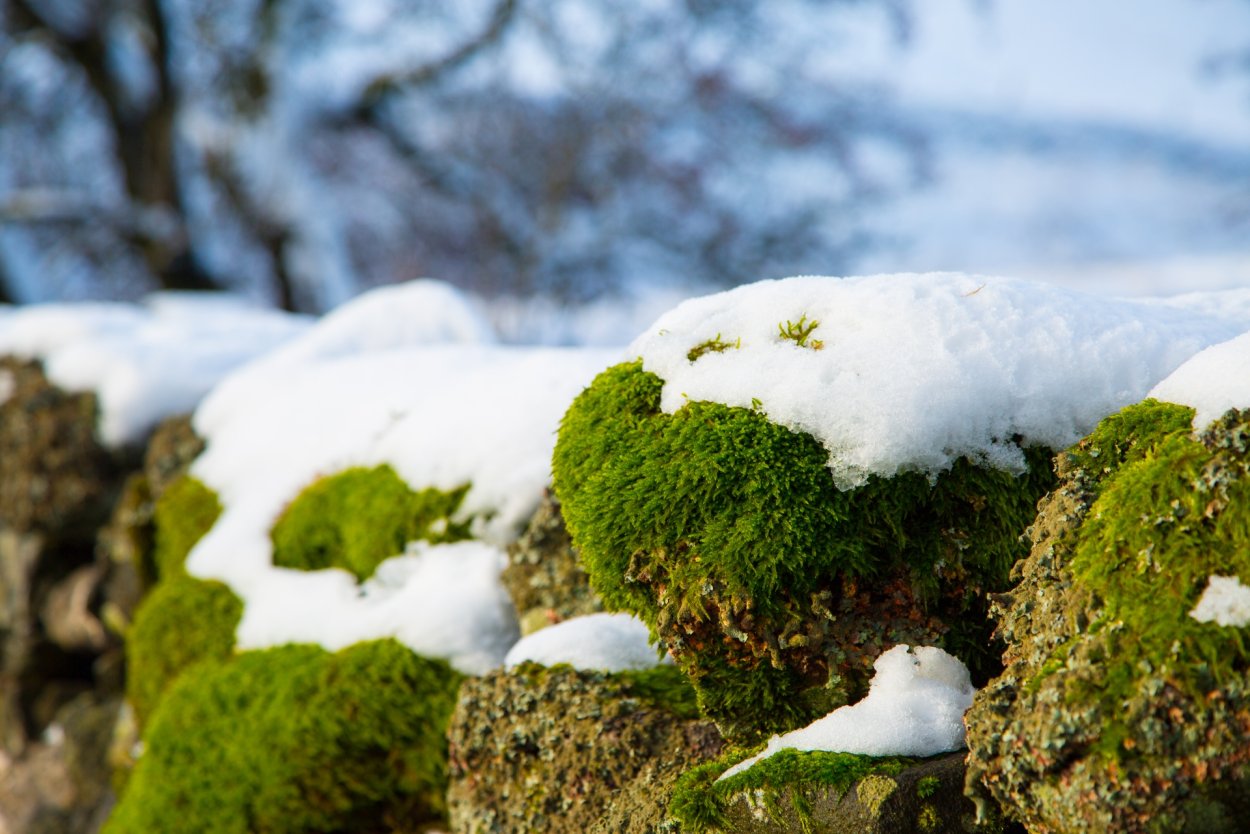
left=719, top=645, right=974, bottom=781
left=503, top=613, right=662, bottom=673
left=631, top=273, right=1250, bottom=489
left=1190, top=575, right=1250, bottom=628
left=179, top=283, right=619, bottom=670
left=1150, top=329, right=1250, bottom=431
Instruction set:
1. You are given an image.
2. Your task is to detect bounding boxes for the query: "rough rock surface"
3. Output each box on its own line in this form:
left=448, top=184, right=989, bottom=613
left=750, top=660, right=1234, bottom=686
left=0, top=358, right=123, bottom=539
left=965, top=405, right=1250, bottom=833
left=712, top=753, right=999, bottom=834
left=500, top=491, right=603, bottom=635
left=447, top=663, right=723, bottom=833
left=0, top=361, right=199, bottom=834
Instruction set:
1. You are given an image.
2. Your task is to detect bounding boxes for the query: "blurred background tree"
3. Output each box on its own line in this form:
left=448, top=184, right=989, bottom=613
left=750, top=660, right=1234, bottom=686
left=0, top=0, right=924, bottom=311
left=1, top=0, right=1248, bottom=315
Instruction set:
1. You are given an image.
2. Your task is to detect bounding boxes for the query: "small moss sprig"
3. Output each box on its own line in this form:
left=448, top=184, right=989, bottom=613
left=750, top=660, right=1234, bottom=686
left=687, top=334, right=741, bottom=363
left=778, top=314, right=823, bottom=350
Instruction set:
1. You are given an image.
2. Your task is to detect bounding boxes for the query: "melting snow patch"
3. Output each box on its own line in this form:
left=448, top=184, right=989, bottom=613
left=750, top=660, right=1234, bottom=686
left=503, top=613, right=662, bottom=673
left=718, top=645, right=975, bottom=782
left=632, top=273, right=1250, bottom=489
left=1190, top=575, right=1250, bottom=628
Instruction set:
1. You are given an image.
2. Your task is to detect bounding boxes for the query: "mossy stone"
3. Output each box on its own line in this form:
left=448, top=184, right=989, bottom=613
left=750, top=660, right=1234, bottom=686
left=669, top=748, right=991, bottom=834
left=151, top=475, right=221, bottom=581
left=270, top=464, right=470, bottom=582
left=123, top=575, right=242, bottom=730
left=447, top=662, right=722, bottom=834
left=106, top=639, right=462, bottom=834
left=966, top=401, right=1250, bottom=832
left=553, top=361, right=1054, bottom=743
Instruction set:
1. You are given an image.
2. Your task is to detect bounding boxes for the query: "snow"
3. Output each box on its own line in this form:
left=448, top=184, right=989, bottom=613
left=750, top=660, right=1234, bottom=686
left=233, top=540, right=519, bottom=675
left=187, top=343, right=617, bottom=661
left=503, top=613, right=662, bottom=673
left=0, top=296, right=309, bottom=446
left=181, top=281, right=621, bottom=665
left=719, top=645, right=975, bottom=781
left=1150, top=329, right=1250, bottom=432
left=632, top=273, right=1250, bottom=489
left=1190, top=575, right=1250, bottom=629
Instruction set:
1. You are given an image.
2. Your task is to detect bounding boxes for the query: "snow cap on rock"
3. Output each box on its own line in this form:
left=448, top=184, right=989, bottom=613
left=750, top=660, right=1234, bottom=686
left=719, top=645, right=976, bottom=781
left=1150, top=329, right=1250, bottom=431
left=632, top=273, right=1250, bottom=489
left=504, top=613, right=662, bottom=673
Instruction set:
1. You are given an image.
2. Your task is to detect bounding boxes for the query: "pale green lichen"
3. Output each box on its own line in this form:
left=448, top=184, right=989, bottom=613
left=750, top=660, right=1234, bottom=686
left=856, top=774, right=898, bottom=818
left=447, top=662, right=721, bottom=834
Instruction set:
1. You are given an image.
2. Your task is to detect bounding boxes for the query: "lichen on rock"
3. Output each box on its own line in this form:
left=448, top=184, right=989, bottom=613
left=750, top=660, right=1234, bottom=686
left=965, top=400, right=1250, bottom=832
left=501, top=490, right=603, bottom=635
left=447, top=662, right=721, bottom=834
left=669, top=746, right=991, bottom=834
left=553, top=360, right=1054, bottom=743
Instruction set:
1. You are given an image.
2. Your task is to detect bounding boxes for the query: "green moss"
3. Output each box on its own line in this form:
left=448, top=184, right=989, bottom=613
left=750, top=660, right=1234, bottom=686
left=106, top=639, right=462, bottom=834
left=609, top=663, right=701, bottom=720
left=553, top=360, right=1055, bottom=740
left=270, top=464, right=471, bottom=582
left=124, top=575, right=242, bottom=729
left=778, top=314, right=823, bottom=349
left=669, top=747, right=912, bottom=833
left=1064, top=406, right=1250, bottom=760
left=916, top=774, right=940, bottom=799
left=688, top=334, right=740, bottom=362
left=1064, top=398, right=1195, bottom=492
left=151, top=475, right=222, bottom=580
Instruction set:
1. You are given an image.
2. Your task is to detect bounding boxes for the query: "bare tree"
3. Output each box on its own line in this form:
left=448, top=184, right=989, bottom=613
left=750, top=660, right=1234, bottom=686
left=0, top=0, right=924, bottom=311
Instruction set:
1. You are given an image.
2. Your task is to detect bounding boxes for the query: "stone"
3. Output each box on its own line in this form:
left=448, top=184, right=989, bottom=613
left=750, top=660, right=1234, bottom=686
left=501, top=491, right=603, bottom=635
left=710, top=753, right=997, bottom=834
left=447, top=663, right=722, bottom=834
left=965, top=402, right=1250, bottom=832
left=0, top=358, right=124, bottom=540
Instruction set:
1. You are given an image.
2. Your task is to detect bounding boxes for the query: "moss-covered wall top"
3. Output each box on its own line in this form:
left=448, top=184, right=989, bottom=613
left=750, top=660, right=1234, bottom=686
left=553, top=360, right=1055, bottom=742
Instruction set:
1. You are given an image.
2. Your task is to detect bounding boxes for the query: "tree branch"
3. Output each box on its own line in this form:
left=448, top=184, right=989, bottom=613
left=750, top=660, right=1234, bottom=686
left=359, top=0, right=519, bottom=111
